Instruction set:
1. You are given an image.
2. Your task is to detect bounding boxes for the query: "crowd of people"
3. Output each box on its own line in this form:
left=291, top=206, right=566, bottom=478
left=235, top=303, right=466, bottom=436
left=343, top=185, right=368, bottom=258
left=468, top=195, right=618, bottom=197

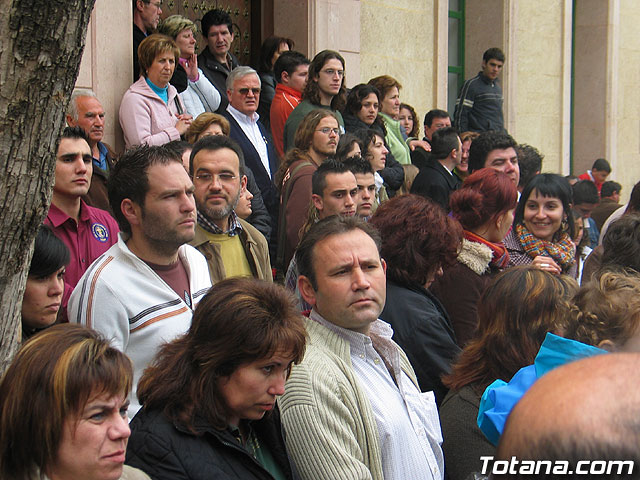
left=3, top=4, right=640, bottom=480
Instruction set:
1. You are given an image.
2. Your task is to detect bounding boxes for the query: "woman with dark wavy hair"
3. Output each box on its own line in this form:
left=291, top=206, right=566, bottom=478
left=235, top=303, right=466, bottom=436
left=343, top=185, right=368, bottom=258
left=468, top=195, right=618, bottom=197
left=371, top=194, right=463, bottom=405
left=431, top=169, right=517, bottom=347
left=342, top=84, right=403, bottom=191
left=126, top=278, right=306, bottom=479
left=439, top=266, right=577, bottom=480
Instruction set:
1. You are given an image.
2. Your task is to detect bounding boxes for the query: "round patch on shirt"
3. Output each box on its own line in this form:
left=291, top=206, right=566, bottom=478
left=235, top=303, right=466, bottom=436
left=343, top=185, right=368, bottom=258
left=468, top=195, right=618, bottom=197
left=91, top=222, right=110, bottom=243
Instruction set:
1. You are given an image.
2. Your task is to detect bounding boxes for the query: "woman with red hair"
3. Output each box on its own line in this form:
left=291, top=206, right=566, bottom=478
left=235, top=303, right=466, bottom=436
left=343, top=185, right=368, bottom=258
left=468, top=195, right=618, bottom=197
left=431, top=169, right=517, bottom=347
left=371, top=194, right=463, bottom=404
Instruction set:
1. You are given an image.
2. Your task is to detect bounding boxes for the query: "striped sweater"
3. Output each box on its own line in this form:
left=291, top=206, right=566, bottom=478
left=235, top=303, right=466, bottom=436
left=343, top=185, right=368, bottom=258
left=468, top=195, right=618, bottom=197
left=68, top=233, right=211, bottom=418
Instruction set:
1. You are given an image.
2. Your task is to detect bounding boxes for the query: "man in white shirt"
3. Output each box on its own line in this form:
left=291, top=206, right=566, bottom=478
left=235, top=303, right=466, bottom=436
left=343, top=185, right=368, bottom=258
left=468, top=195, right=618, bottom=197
left=223, top=66, right=279, bottom=248
left=68, top=144, right=211, bottom=418
left=279, top=215, right=444, bottom=480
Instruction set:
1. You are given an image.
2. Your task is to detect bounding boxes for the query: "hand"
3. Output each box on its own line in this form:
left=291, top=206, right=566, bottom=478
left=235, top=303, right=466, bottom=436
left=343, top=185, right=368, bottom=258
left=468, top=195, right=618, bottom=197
left=184, top=53, right=199, bottom=82
left=175, top=113, right=193, bottom=135
left=409, top=139, right=431, bottom=151
left=531, top=255, right=562, bottom=275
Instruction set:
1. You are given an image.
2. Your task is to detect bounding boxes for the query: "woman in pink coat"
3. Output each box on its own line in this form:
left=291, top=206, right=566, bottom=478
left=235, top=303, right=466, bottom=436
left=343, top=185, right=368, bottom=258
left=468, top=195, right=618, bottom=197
left=120, top=34, right=192, bottom=149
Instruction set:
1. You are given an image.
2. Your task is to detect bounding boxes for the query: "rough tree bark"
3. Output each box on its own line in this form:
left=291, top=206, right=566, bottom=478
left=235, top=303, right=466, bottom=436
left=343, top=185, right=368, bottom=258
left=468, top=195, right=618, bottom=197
left=0, top=0, right=96, bottom=373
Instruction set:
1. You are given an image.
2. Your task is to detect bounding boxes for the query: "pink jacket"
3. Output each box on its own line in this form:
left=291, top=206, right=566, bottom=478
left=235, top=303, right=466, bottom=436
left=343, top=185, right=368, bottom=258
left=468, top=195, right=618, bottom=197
left=119, top=77, right=184, bottom=149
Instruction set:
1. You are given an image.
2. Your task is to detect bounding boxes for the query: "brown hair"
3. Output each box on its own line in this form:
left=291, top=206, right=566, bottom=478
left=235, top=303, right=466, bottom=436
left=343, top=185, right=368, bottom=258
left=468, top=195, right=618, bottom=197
left=185, top=112, right=231, bottom=143
left=369, top=194, right=462, bottom=287
left=399, top=103, right=419, bottom=138
left=367, top=75, right=402, bottom=103
left=136, top=278, right=306, bottom=432
left=274, top=109, right=339, bottom=190
left=296, top=215, right=381, bottom=290
left=137, top=34, right=180, bottom=78
left=0, top=324, right=132, bottom=480
left=303, top=50, right=346, bottom=111
left=564, top=270, right=640, bottom=349
left=443, top=266, right=578, bottom=393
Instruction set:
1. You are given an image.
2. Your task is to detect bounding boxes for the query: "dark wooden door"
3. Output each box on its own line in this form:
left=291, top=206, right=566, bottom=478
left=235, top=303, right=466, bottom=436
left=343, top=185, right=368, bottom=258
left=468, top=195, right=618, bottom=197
left=160, top=0, right=254, bottom=65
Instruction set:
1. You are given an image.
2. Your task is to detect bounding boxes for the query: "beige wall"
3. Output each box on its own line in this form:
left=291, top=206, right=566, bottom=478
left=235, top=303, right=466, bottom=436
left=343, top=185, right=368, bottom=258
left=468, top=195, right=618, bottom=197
left=78, top=0, right=640, bottom=198
left=360, top=0, right=444, bottom=127
left=510, top=1, right=569, bottom=174
left=76, top=0, right=132, bottom=154
left=614, top=0, right=640, bottom=200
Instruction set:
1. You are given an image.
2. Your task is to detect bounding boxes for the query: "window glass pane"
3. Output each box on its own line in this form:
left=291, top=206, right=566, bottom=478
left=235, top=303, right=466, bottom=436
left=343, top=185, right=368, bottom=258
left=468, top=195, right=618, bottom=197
left=448, top=17, right=460, bottom=67
left=449, top=0, right=460, bottom=12
left=448, top=72, right=460, bottom=116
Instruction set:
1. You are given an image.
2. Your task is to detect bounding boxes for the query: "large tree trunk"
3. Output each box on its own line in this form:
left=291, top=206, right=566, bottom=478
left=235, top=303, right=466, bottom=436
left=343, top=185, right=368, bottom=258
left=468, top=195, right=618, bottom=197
left=0, top=0, right=96, bottom=373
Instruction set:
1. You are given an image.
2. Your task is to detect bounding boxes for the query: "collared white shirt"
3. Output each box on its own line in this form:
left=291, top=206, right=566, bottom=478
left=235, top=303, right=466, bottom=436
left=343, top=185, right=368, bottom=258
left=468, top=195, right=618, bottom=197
left=227, top=105, right=271, bottom=178
left=311, top=310, right=444, bottom=480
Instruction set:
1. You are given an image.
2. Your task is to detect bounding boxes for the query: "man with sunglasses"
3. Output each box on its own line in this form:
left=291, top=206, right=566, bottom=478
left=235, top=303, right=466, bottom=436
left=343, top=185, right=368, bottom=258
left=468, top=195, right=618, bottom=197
left=223, top=66, right=279, bottom=253
left=132, top=0, right=162, bottom=81
left=283, top=50, right=347, bottom=153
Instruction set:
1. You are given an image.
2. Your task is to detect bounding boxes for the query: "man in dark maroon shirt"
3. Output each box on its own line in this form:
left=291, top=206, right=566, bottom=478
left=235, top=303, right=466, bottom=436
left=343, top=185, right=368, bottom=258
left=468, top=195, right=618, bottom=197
left=44, top=127, right=119, bottom=310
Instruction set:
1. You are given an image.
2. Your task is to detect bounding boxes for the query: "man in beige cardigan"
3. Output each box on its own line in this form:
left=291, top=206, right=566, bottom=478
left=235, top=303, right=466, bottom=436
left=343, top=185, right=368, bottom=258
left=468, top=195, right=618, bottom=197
left=279, top=216, right=444, bottom=480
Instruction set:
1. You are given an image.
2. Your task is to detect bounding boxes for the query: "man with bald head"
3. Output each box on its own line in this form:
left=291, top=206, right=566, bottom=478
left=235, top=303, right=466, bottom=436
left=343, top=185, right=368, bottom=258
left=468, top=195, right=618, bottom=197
left=492, top=354, right=640, bottom=479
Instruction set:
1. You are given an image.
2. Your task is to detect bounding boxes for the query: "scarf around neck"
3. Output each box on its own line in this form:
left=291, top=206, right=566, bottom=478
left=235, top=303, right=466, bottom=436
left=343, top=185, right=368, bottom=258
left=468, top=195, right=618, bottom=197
left=515, top=223, right=575, bottom=270
left=464, top=230, right=510, bottom=269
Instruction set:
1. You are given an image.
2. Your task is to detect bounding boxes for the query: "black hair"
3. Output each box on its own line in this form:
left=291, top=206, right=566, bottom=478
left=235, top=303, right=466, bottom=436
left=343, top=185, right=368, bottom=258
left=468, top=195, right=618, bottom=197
left=514, top=173, right=574, bottom=238
left=312, top=158, right=352, bottom=196
left=345, top=83, right=380, bottom=116
left=29, top=226, right=70, bottom=278
left=483, top=47, right=505, bottom=63
left=592, top=158, right=611, bottom=173
left=164, top=140, right=192, bottom=159
left=601, top=181, right=622, bottom=198
left=60, top=126, right=89, bottom=145
left=257, top=36, right=294, bottom=73
left=468, top=131, right=518, bottom=173
left=601, top=214, right=640, bottom=272
left=517, top=144, right=544, bottom=188
left=430, top=127, right=460, bottom=161
left=343, top=155, right=374, bottom=175
left=107, top=145, right=182, bottom=235
left=189, top=134, right=246, bottom=177
left=572, top=180, right=599, bottom=205
left=423, top=109, right=450, bottom=128
left=335, top=133, right=365, bottom=162
left=201, top=9, right=232, bottom=38
left=273, top=51, right=310, bottom=84
left=296, top=215, right=380, bottom=289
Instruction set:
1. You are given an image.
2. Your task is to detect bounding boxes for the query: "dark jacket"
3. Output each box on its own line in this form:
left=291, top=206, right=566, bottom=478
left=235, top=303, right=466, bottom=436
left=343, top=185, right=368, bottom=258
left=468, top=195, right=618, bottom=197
left=245, top=168, right=272, bottom=243
left=198, top=49, right=240, bottom=113
left=440, top=385, right=495, bottom=480
left=126, top=406, right=294, bottom=480
left=410, top=145, right=431, bottom=171
left=410, top=158, right=462, bottom=211
left=380, top=280, right=461, bottom=405
left=83, top=142, right=116, bottom=215
left=342, top=112, right=404, bottom=191
left=133, top=24, right=146, bottom=82
left=223, top=110, right=280, bottom=244
left=258, top=71, right=276, bottom=131
left=430, top=237, right=499, bottom=347
left=453, top=72, right=505, bottom=133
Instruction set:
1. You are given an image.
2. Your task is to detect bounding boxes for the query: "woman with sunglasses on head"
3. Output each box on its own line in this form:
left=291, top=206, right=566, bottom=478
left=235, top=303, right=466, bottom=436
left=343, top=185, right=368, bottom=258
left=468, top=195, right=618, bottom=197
left=157, top=15, right=221, bottom=118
